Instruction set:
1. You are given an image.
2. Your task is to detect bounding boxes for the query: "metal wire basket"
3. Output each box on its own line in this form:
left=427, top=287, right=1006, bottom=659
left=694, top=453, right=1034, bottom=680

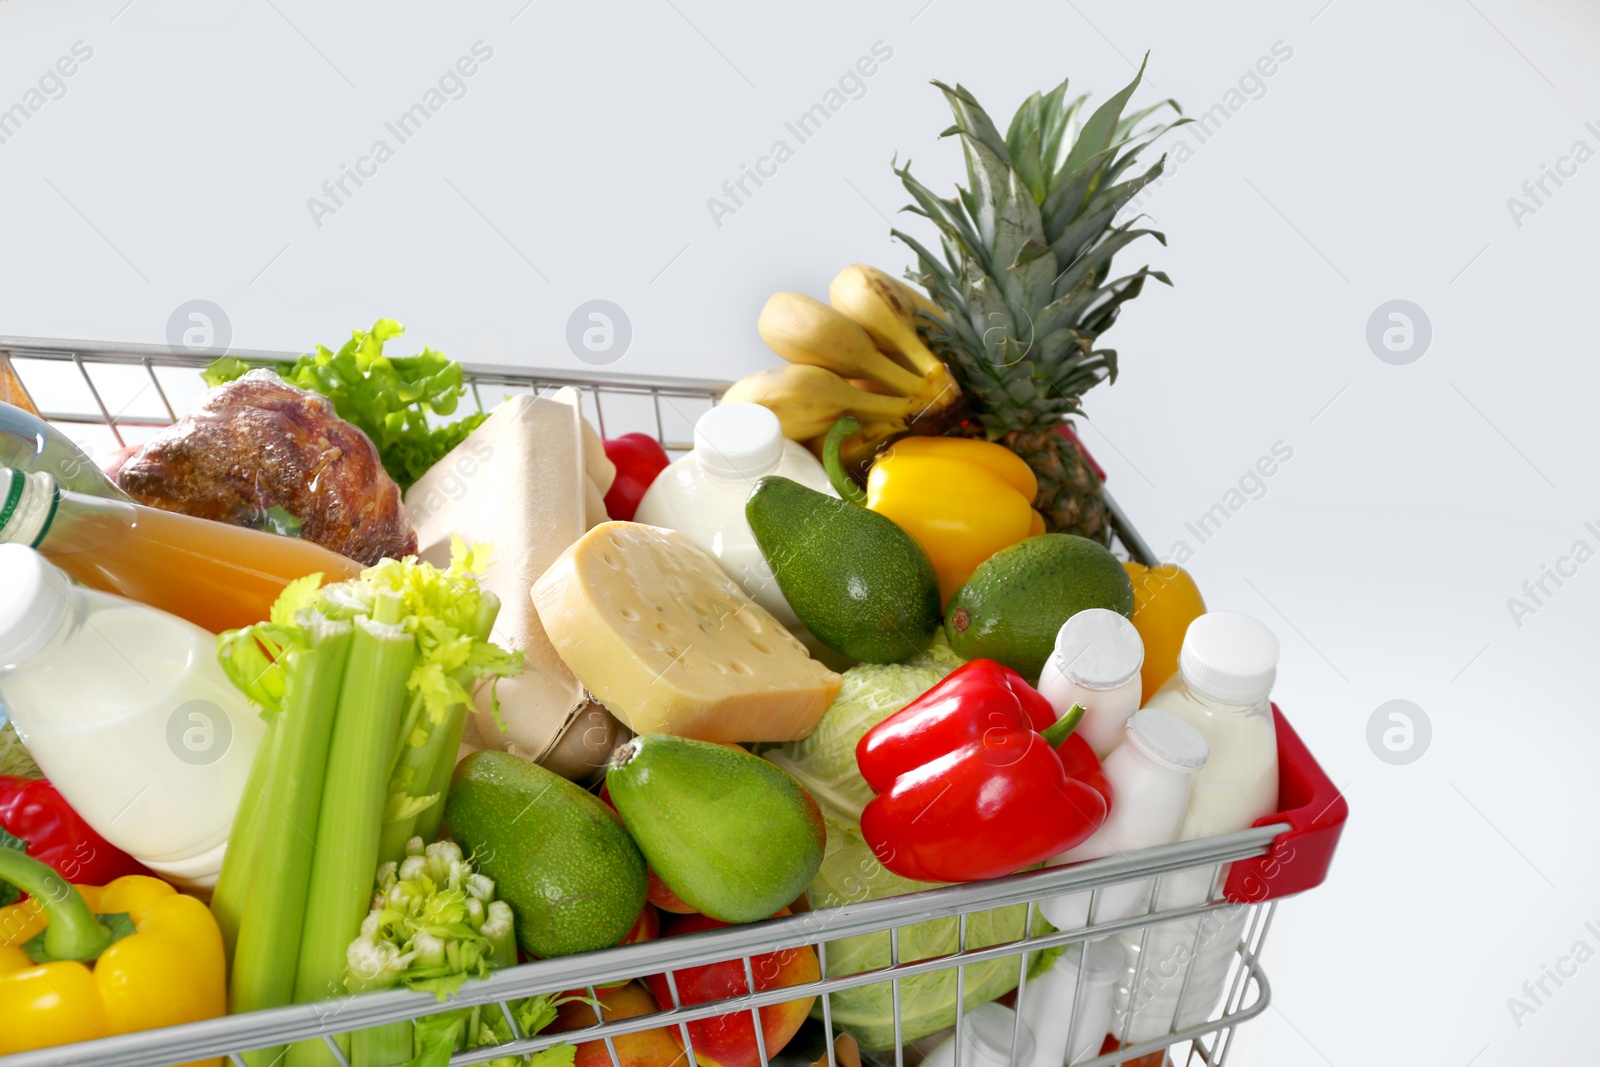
left=0, top=337, right=1346, bottom=1067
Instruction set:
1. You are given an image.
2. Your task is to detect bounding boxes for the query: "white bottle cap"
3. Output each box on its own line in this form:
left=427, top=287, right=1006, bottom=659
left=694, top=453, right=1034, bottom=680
left=693, top=403, right=785, bottom=480
left=1177, top=611, right=1279, bottom=706
left=1125, top=708, right=1209, bottom=771
left=960, top=1003, right=1035, bottom=1067
left=1052, top=608, right=1144, bottom=690
left=0, top=544, right=73, bottom=668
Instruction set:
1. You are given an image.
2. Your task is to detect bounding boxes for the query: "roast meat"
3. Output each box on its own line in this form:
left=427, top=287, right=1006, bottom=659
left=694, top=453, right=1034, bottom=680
left=115, top=369, right=416, bottom=565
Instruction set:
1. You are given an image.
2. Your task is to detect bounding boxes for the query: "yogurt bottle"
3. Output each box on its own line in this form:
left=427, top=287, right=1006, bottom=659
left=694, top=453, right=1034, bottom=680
left=1115, top=611, right=1280, bottom=1039
left=1019, top=940, right=1125, bottom=1067
left=634, top=402, right=836, bottom=629
left=1037, top=608, right=1144, bottom=759
left=920, top=1003, right=1035, bottom=1067
left=0, top=545, right=264, bottom=888
left=1151, top=612, right=1280, bottom=881
left=1040, top=709, right=1208, bottom=932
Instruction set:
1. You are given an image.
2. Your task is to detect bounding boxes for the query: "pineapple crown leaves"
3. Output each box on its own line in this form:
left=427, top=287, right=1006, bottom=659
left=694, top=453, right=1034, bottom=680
left=890, top=54, right=1187, bottom=426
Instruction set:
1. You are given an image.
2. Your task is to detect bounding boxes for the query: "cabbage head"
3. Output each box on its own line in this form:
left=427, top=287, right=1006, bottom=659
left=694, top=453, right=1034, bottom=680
left=768, top=639, right=1049, bottom=1050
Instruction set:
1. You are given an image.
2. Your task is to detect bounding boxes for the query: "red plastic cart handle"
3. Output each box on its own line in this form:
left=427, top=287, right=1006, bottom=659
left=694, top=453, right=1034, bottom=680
left=1061, top=428, right=1345, bottom=902
left=1223, top=705, right=1347, bottom=904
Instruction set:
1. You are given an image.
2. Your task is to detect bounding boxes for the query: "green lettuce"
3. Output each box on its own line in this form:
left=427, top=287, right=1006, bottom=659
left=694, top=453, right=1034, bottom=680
left=768, top=638, right=1049, bottom=1050
left=0, top=719, right=41, bottom=779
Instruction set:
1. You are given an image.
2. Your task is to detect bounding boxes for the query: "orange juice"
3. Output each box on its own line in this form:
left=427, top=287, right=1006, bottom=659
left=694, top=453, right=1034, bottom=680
left=0, top=467, right=364, bottom=634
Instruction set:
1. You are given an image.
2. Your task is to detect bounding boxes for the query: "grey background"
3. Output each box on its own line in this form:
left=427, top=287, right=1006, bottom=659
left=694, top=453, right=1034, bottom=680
left=4, top=0, right=1598, bottom=1063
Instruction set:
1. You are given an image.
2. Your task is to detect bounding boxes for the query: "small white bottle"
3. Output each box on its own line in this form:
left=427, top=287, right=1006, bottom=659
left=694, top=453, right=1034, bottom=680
left=1019, top=940, right=1125, bottom=1067
left=1116, top=611, right=1280, bottom=1039
left=1037, top=608, right=1144, bottom=758
left=1040, top=709, right=1208, bottom=932
left=1150, top=612, right=1280, bottom=882
left=633, top=402, right=836, bottom=629
left=920, top=1003, right=1035, bottom=1067
left=0, top=544, right=264, bottom=888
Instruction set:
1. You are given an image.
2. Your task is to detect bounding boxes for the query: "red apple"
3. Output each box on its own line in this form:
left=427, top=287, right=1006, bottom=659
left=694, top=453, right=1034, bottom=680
left=647, top=869, right=698, bottom=914
left=553, top=904, right=659, bottom=999
left=550, top=982, right=690, bottom=1067
left=628, top=904, right=661, bottom=944
left=643, top=910, right=820, bottom=1067
left=593, top=905, right=660, bottom=994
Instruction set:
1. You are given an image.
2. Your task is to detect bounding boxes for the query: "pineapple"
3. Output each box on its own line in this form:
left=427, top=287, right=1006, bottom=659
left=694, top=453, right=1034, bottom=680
left=893, top=57, right=1182, bottom=543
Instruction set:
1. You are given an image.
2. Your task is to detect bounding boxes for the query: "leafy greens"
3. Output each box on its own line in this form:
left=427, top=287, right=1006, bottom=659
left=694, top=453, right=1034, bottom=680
left=204, top=318, right=486, bottom=490
left=0, top=720, right=40, bottom=780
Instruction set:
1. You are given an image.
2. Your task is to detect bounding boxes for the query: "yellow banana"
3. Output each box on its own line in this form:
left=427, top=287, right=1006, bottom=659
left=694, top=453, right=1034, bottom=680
left=757, top=293, right=926, bottom=396
left=828, top=264, right=947, bottom=379
left=722, top=364, right=915, bottom=440
left=890, top=274, right=947, bottom=325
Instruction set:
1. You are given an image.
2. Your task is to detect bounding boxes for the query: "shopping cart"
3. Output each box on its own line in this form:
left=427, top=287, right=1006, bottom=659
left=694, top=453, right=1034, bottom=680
left=0, top=337, right=1348, bottom=1067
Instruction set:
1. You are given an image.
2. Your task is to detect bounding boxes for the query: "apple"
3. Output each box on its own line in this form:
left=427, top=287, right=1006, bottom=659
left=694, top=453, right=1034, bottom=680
left=550, top=981, right=690, bottom=1067
left=809, top=1035, right=861, bottom=1067
left=556, top=904, right=659, bottom=998
left=648, top=869, right=697, bottom=914
left=643, top=909, right=820, bottom=1067
left=601, top=905, right=660, bottom=993
left=625, top=904, right=661, bottom=946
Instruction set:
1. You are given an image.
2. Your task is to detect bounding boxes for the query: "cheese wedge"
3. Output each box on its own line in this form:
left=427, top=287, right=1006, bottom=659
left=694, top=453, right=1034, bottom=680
left=533, top=521, right=842, bottom=742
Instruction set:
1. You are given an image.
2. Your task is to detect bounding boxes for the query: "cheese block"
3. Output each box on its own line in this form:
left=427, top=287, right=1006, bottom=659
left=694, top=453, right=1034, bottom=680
left=533, top=521, right=842, bottom=742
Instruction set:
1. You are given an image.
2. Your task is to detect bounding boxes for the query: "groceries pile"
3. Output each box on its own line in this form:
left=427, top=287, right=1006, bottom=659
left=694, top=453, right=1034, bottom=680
left=0, top=63, right=1288, bottom=1067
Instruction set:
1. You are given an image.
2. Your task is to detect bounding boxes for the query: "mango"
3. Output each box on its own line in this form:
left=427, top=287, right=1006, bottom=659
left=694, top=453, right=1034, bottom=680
left=605, top=735, right=825, bottom=924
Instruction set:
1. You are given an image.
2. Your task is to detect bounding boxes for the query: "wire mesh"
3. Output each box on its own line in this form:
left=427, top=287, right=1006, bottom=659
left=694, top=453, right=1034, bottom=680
left=0, top=336, right=1157, bottom=567
left=0, top=338, right=1276, bottom=1067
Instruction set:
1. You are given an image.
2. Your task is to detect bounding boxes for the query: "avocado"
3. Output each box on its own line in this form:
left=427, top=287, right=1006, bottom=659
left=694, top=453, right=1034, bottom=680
left=605, top=734, right=826, bottom=924
left=746, top=475, right=939, bottom=663
left=444, top=751, right=646, bottom=958
left=945, top=534, right=1136, bottom=681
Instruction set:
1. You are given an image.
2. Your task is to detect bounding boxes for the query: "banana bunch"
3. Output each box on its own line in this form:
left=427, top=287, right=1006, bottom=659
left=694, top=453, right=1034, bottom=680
left=724, top=264, right=962, bottom=476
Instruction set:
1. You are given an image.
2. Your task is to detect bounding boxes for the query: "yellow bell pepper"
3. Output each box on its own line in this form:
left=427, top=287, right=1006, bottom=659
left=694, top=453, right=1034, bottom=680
left=0, top=849, right=225, bottom=1065
left=1123, top=561, right=1207, bottom=704
left=824, top=419, right=1044, bottom=605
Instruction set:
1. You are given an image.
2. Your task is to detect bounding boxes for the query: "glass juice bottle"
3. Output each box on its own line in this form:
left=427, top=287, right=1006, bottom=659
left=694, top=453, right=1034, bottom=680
left=0, top=401, right=130, bottom=499
left=0, top=467, right=364, bottom=634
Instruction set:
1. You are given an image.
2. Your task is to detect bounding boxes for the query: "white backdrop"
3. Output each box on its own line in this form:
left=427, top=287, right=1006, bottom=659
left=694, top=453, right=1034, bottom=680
left=4, top=0, right=1599, bottom=1063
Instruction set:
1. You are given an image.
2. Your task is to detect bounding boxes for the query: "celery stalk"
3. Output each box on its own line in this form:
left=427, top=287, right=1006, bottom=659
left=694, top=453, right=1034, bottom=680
left=350, top=1022, right=414, bottom=1067
left=377, top=701, right=462, bottom=865
left=482, top=900, right=518, bottom=972
left=289, top=597, right=415, bottom=1067
left=377, top=592, right=502, bottom=862
left=389, top=690, right=427, bottom=775
left=347, top=923, right=416, bottom=1066
left=216, top=548, right=520, bottom=1067
left=211, top=720, right=273, bottom=967
left=226, top=615, right=354, bottom=1067
left=409, top=703, right=468, bottom=846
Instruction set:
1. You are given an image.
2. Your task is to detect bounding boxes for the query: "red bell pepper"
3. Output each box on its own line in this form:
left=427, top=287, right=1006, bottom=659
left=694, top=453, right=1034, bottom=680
left=0, top=776, right=149, bottom=904
left=603, top=433, right=671, bottom=522
left=856, top=659, right=1111, bottom=884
